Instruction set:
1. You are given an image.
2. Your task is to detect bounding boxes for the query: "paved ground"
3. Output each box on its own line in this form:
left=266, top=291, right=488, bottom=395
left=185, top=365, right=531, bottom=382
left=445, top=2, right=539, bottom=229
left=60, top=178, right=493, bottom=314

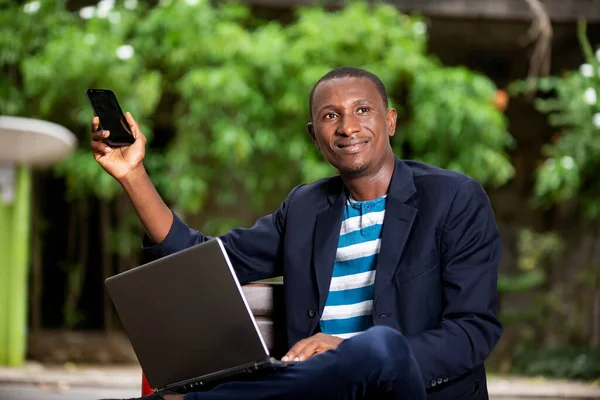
left=0, top=363, right=141, bottom=400
left=1, top=363, right=599, bottom=399
left=0, top=383, right=138, bottom=400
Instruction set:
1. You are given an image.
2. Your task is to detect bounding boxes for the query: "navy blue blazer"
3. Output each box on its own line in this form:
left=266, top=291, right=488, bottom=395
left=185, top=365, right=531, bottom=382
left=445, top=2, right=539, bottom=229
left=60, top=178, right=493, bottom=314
left=144, top=157, right=502, bottom=399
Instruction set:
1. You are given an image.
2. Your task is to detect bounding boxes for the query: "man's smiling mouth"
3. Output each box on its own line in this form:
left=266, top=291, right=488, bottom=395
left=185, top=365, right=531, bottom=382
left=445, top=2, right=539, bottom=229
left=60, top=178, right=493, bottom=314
left=336, top=139, right=369, bottom=154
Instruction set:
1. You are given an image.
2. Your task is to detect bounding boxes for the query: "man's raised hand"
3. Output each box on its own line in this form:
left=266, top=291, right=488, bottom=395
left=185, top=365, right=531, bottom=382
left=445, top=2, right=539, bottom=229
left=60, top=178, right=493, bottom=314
left=90, top=112, right=147, bottom=182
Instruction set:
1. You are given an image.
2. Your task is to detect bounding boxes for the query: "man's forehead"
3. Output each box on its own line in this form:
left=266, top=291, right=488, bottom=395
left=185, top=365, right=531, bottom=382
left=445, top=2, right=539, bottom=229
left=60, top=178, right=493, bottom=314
left=313, top=77, right=380, bottom=105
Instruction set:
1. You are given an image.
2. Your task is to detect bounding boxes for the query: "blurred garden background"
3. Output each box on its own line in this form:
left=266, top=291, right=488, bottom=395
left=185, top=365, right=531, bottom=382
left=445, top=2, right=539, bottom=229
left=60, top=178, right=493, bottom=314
left=1, top=0, right=600, bottom=385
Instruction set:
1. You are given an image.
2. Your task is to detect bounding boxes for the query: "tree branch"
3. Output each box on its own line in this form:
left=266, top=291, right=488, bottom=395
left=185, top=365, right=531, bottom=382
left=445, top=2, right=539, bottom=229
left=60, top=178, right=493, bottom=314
left=522, top=0, right=553, bottom=94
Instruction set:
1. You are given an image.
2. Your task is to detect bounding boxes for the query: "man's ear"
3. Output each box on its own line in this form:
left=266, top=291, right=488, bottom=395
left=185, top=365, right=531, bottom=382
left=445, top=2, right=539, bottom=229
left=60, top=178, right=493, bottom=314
left=307, top=122, right=319, bottom=149
left=387, top=108, right=397, bottom=137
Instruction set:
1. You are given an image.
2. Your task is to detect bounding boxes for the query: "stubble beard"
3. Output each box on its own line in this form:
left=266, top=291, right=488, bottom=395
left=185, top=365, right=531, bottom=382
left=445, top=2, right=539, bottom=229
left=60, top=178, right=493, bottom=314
left=337, top=159, right=371, bottom=177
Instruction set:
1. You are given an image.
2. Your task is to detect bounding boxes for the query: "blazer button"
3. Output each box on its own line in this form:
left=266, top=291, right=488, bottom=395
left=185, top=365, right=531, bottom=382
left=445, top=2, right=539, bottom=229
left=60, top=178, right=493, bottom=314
left=443, top=377, right=449, bottom=383
left=437, top=378, right=443, bottom=385
left=308, top=308, right=317, bottom=318
left=430, top=380, right=437, bottom=387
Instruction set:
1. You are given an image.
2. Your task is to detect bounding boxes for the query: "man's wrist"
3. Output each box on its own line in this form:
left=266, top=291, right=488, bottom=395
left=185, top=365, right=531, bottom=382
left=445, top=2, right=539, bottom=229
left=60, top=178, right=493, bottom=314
left=118, top=163, right=147, bottom=188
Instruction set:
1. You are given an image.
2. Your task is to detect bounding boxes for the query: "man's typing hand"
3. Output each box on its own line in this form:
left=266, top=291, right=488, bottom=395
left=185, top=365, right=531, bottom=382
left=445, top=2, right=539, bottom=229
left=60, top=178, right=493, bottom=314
left=282, top=333, right=344, bottom=362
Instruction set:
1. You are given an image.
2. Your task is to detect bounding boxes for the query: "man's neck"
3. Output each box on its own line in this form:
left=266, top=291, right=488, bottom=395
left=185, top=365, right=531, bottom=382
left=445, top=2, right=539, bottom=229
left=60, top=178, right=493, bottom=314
left=341, top=157, right=395, bottom=202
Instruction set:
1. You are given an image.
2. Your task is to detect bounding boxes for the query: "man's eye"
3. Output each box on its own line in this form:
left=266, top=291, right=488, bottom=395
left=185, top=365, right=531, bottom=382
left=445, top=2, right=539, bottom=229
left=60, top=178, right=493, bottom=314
left=357, top=107, right=369, bottom=114
left=324, top=113, right=336, bottom=119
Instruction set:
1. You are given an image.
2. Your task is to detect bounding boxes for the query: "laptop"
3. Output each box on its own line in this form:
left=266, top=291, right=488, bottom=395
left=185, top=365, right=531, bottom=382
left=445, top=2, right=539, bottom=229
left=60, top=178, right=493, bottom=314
left=105, top=237, right=294, bottom=394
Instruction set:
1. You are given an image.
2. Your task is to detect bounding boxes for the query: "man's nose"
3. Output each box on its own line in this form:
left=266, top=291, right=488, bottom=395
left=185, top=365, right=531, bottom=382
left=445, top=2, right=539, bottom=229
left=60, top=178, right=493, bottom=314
left=337, top=114, right=360, bottom=136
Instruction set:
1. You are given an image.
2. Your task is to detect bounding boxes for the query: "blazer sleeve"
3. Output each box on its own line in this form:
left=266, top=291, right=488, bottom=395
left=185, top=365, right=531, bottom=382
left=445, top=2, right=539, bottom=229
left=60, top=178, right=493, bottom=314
left=141, top=185, right=304, bottom=285
left=405, top=178, right=503, bottom=387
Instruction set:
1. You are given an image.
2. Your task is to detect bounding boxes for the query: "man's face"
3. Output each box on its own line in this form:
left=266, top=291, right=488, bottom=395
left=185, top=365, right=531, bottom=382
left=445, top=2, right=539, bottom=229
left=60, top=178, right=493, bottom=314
left=308, top=77, right=397, bottom=176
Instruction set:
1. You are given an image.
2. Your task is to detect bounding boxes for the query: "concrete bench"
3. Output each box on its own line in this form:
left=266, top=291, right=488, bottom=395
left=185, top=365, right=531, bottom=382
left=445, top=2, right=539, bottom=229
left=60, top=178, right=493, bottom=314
left=241, top=282, right=286, bottom=357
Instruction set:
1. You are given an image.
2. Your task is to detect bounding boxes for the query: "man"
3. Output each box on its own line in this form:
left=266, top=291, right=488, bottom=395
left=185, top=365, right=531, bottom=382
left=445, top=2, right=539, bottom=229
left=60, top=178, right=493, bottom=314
left=93, top=67, right=502, bottom=399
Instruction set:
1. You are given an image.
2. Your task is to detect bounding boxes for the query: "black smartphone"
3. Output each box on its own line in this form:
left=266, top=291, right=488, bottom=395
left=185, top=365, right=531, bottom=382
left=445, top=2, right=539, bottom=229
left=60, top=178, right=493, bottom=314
left=86, top=88, right=136, bottom=147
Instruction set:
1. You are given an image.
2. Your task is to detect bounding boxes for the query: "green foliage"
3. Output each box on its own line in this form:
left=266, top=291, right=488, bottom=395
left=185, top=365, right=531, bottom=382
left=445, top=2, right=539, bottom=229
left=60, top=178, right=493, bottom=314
left=499, top=229, right=563, bottom=294
left=511, top=347, right=600, bottom=381
left=498, top=269, right=545, bottom=295
left=498, top=229, right=563, bottom=322
left=407, top=67, right=514, bottom=186
left=510, top=22, right=600, bottom=219
left=496, top=229, right=600, bottom=381
left=517, top=228, right=564, bottom=271
left=3, top=0, right=512, bottom=233
left=62, top=262, right=86, bottom=329
left=109, top=212, right=145, bottom=257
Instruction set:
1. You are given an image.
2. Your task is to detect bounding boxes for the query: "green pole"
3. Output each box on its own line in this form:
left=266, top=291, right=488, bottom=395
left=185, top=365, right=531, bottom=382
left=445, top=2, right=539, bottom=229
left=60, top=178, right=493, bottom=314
left=7, top=166, right=31, bottom=366
left=0, top=178, right=12, bottom=366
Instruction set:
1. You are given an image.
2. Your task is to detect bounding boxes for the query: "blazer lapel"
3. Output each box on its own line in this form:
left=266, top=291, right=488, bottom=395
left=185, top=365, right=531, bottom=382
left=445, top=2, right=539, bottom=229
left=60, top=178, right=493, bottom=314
left=374, top=158, right=418, bottom=302
left=313, top=182, right=345, bottom=313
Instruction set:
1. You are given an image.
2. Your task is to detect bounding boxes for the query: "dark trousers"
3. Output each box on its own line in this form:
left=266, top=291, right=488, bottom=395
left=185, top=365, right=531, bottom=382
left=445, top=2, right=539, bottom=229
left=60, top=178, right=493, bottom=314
left=184, top=326, right=426, bottom=400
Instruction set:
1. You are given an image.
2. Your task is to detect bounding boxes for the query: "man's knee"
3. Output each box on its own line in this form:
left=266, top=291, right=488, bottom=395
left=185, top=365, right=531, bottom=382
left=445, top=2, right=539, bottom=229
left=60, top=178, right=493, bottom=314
left=334, top=325, right=424, bottom=397
left=342, top=325, right=411, bottom=368
left=361, top=325, right=407, bottom=344
left=359, top=326, right=408, bottom=355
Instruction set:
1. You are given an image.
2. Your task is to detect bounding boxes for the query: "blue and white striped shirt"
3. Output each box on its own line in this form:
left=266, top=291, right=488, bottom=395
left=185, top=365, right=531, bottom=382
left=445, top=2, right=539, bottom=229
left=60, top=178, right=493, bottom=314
left=319, top=195, right=386, bottom=339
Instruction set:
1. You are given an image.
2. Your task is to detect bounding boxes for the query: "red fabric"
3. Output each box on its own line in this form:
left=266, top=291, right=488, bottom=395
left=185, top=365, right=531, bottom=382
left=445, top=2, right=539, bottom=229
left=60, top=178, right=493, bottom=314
left=142, top=373, right=154, bottom=396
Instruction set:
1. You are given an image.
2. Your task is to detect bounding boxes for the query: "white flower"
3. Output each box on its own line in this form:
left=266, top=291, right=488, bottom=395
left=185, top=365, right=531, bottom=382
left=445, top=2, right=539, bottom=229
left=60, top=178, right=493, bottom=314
left=116, top=45, right=134, bottom=60
left=584, top=88, right=597, bottom=105
left=560, top=156, right=575, bottom=170
left=109, top=11, right=121, bottom=25
left=413, top=21, right=427, bottom=36
left=185, top=0, right=199, bottom=5
left=79, top=6, right=95, bottom=19
left=124, top=0, right=138, bottom=9
left=580, top=64, right=594, bottom=78
left=596, top=48, right=600, bottom=61
left=23, top=1, right=40, bottom=14
left=84, top=34, right=96, bottom=46
left=96, top=0, right=115, bottom=18
left=593, top=113, right=600, bottom=129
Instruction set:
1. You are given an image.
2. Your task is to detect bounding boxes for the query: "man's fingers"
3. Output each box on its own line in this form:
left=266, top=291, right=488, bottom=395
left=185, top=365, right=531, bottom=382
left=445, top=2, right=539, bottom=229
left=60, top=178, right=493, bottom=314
left=282, top=339, right=309, bottom=362
left=295, top=341, right=320, bottom=361
left=90, top=140, right=112, bottom=155
left=92, top=130, right=110, bottom=142
left=91, top=116, right=100, bottom=133
left=313, top=347, right=328, bottom=356
left=282, top=334, right=343, bottom=362
left=125, top=112, right=145, bottom=141
left=283, top=339, right=321, bottom=362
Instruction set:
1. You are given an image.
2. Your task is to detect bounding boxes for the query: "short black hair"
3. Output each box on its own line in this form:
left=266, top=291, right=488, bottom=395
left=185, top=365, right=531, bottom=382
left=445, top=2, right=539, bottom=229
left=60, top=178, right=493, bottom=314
left=309, top=66, right=389, bottom=119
